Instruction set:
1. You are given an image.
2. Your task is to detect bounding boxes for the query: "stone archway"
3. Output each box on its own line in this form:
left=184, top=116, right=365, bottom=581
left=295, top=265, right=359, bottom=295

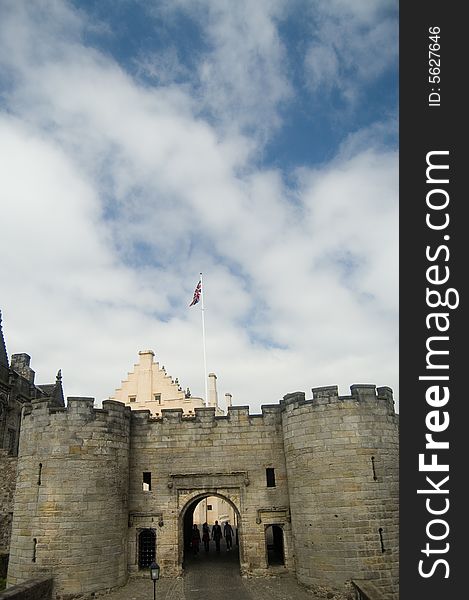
left=179, top=491, right=242, bottom=570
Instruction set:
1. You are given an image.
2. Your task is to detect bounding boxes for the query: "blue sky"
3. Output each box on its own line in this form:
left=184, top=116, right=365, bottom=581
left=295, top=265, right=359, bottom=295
left=0, top=0, right=398, bottom=412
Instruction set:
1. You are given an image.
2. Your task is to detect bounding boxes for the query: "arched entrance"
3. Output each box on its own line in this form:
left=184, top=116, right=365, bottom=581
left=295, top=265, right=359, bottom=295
left=265, top=524, right=285, bottom=566
left=138, top=528, right=156, bottom=569
left=179, top=492, right=242, bottom=569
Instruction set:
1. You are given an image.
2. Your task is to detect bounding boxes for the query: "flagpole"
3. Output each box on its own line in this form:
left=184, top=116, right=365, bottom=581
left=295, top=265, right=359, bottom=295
left=200, top=272, right=208, bottom=406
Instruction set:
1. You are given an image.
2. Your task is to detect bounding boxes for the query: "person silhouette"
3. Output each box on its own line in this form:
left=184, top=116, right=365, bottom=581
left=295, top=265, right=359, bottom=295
left=223, top=521, right=234, bottom=551
left=202, top=522, right=210, bottom=552
left=191, top=524, right=201, bottom=555
left=212, top=520, right=222, bottom=552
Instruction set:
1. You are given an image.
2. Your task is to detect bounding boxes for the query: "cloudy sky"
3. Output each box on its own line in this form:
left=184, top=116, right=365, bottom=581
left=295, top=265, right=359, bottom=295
left=0, top=0, right=398, bottom=414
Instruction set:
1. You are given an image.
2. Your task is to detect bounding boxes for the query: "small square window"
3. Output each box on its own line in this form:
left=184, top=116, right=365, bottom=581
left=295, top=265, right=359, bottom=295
left=129, top=396, right=136, bottom=403
left=154, top=394, right=161, bottom=404
left=266, top=468, right=276, bottom=487
left=207, top=505, right=212, bottom=511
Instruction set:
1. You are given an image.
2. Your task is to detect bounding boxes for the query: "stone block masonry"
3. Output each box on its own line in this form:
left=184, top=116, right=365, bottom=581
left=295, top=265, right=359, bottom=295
left=281, top=385, right=398, bottom=600
left=0, top=578, right=52, bottom=600
left=0, top=451, right=17, bottom=569
left=128, top=404, right=291, bottom=577
left=7, top=399, right=131, bottom=598
left=6, top=385, right=399, bottom=600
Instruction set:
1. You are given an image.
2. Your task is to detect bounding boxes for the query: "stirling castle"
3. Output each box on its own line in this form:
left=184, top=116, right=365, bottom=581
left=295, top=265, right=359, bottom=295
left=0, top=314, right=399, bottom=599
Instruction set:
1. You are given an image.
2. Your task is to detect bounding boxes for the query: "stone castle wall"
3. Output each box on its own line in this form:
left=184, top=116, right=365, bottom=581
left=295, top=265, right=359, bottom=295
left=5, top=385, right=399, bottom=599
left=282, top=385, right=399, bottom=599
left=0, top=450, right=17, bottom=575
left=7, top=398, right=131, bottom=599
left=127, top=404, right=291, bottom=575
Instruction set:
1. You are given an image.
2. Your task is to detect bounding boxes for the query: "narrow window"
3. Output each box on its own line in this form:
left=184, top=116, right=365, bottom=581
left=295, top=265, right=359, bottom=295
left=7, top=429, right=16, bottom=455
left=207, top=505, right=212, bottom=511
left=32, top=538, right=37, bottom=562
left=266, top=468, right=276, bottom=487
left=154, top=394, right=161, bottom=404
left=129, top=396, right=136, bottom=403
left=143, top=472, right=152, bottom=492
left=371, top=456, right=377, bottom=481
left=38, top=463, right=43, bottom=486
left=378, top=527, right=386, bottom=552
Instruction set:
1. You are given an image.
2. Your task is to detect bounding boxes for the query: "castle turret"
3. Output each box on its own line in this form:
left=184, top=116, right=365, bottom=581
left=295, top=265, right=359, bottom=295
left=281, top=384, right=399, bottom=599
left=7, top=397, right=131, bottom=597
left=225, top=392, right=232, bottom=408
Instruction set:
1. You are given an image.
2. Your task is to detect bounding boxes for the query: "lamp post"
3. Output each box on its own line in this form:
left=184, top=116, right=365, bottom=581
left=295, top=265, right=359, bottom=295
left=149, top=561, right=160, bottom=600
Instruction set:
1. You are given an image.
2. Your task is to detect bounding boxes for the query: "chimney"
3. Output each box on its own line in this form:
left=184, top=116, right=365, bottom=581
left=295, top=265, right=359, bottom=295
left=137, top=350, right=155, bottom=402
left=11, top=353, right=35, bottom=384
left=138, top=350, right=155, bottom=367
left=225, top=393, right=232, bottom=408
left=208, top=373, right=218, bottom=407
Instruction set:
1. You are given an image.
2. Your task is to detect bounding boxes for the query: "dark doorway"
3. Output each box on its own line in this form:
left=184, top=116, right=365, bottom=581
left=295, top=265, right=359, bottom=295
left=138, top=528, right=156, bottom=568
left=182, top=495, right=241, bottom=570
left=266, top=524, right=284, bottom=566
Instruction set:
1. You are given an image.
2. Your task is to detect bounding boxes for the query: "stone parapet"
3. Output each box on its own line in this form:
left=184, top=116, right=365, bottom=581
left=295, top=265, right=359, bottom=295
left=0, top=577, right=52, bottom=600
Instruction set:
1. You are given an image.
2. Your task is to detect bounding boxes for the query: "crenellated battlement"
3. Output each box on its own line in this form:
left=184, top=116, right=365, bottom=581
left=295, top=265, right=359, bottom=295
left=129, top=402, right=284, bottom=428
left=281, top=391, right=306, bottom=408
left=23, top=395, right=131, bottom=433
left=22, top=385, right=395, bottom=435
left=280, top=384, right=396, bottom=416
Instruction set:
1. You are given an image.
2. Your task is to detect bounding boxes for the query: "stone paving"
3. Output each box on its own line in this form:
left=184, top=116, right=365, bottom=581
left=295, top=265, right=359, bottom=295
left=94, top=541, right=327, bottom=600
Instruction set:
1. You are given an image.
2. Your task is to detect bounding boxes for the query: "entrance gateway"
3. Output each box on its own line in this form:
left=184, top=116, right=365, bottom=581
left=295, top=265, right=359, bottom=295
left=130, top=487, right=292, bottom=574
left=181, top=492, right=242, bottom=566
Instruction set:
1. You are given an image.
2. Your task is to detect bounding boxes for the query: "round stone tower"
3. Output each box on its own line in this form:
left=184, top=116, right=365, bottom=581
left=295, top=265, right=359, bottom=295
left=7, top=397, right=131, bottom=598
left=281, top=384, right=399, bottom=600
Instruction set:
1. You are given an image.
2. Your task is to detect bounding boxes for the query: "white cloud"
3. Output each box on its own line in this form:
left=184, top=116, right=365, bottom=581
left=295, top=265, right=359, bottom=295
left=303, top=0, right=398, bottom=106
left=141, top=0, right=291, bottom=142
left=0, top=0, right=398, bottom=413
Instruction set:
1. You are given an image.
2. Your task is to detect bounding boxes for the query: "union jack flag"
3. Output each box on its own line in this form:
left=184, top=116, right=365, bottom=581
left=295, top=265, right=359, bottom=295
left=189, top=280, right=202, bottom=306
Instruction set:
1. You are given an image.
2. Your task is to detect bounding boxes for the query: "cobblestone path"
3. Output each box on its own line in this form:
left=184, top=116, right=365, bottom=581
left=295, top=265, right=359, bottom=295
left=96, top=542, right=321, bottom=600
left=183, top=543, right=253, bottom=599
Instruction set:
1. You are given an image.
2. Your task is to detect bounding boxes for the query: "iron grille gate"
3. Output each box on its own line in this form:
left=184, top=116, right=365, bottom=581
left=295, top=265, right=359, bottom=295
left=138, top=528, right=156, bottom=568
